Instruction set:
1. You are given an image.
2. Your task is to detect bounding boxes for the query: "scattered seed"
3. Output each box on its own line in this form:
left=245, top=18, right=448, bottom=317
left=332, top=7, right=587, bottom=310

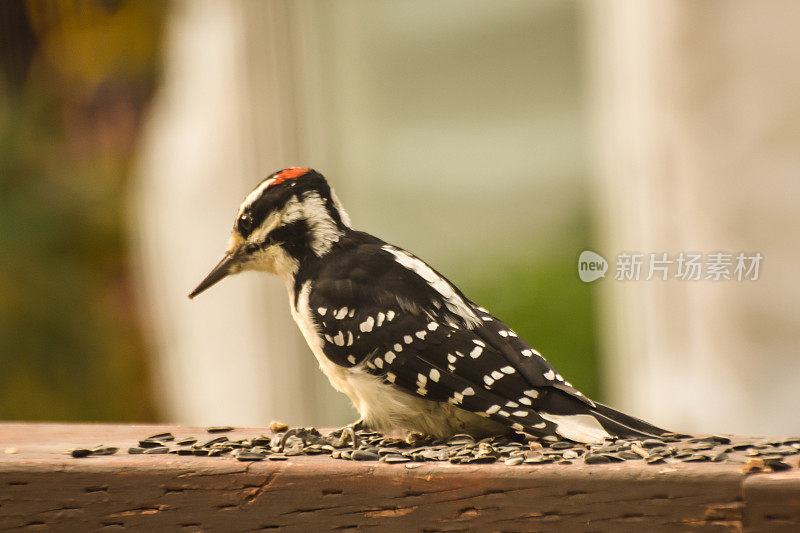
left=70, top=448, right=93, bottom=458
left=144, top=446, right=169, bottom=454
left=91, top=446, right=118, bottom=456
left=207, top=426, right=234, bottom=433
left=202, top=436, right=229, bottom=448
left=384, top=454, right=411, bottom=464
left=138, top=439, right=166, bottom=448
left=618, top=451, right=641, bottom=460
left=351, top=450, right=379, bottom=461
left=236, top=451, right=266, bottom=462
left=146, top=432, right=175, bottom=442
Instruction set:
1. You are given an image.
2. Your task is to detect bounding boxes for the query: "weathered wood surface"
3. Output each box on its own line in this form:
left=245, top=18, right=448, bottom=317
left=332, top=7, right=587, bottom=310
left=0, top=424, right=798, bottom=532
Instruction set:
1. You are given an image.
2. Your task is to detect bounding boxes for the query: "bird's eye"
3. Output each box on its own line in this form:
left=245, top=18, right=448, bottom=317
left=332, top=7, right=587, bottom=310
left=238, top=214, right=254, bottom=234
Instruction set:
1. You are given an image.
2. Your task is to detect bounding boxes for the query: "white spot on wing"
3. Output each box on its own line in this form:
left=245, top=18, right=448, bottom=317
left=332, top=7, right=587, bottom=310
left=334, top=331, right=344, bottom=346
left=543, top=370, right=555, bottom=380
left=359, top=316, right=375, bottom=332
left=429, top=369, right=440, bottom=382
left=317, top=307, right=327, bottom=316
left=500, top=366, right=515, bottom=374
left=384, top=351, right=396, bottom=364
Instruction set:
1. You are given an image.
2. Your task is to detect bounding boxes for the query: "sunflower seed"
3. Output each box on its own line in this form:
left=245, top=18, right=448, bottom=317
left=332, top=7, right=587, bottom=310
left=138, top=439, right=166, bottom=448
left=384, top=454, right=411, bottom=464
left=146, top=432, right=175, bottom=442
left=91, top=446, right=118, bottom=456
left=583, top=453, right=610, bottom=464
left=144, top=446, right=169, bottom=454
left=207, top=426, right=234, bottom=433
left=351, top=450, right=379, bottom=461
left=70, top=448, right=92, bottom=458
left=236, top=451, right=266, bottom=462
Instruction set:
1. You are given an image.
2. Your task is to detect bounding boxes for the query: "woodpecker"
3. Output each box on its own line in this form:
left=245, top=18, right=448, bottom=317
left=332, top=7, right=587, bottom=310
left=189, top=168, right=667, bottom=443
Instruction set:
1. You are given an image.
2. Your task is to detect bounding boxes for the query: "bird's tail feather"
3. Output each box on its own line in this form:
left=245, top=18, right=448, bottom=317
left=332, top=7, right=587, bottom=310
left=530, top=389, right=669, bottom=443
left=587, top=401, right=668, bottom=440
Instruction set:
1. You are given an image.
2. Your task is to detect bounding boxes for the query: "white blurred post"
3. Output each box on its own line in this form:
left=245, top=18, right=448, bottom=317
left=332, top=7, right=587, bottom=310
left=587, top=1, right=800, bottom=434
left=131, top=0, right=353, bottom=426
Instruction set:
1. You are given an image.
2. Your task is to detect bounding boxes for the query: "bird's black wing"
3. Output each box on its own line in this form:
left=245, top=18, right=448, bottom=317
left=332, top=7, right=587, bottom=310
left=306, top=237, right=664, bottom=440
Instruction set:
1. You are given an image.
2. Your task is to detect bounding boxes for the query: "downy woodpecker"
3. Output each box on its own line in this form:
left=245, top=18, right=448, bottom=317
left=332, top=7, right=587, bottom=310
left=189, top=168, right=666, bottom=443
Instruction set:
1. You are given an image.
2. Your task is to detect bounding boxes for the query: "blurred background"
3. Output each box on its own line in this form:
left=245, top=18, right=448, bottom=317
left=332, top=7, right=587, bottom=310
left=1, top=0, right=798, bottom=435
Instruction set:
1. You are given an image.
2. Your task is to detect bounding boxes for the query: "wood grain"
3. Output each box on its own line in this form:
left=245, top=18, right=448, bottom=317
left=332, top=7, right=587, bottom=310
left=0, top=423, right=797, bottom=532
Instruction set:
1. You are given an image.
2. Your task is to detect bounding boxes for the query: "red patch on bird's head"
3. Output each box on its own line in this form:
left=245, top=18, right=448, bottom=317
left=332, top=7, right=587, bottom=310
left=270, top=167, right=309, bottom=187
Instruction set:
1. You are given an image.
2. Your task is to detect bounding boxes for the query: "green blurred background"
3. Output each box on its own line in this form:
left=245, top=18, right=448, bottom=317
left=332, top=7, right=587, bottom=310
left=0, top=1, right=166, bottom=421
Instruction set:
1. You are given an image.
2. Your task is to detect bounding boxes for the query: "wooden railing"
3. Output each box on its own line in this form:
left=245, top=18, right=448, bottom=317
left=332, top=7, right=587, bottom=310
left=0, top=423, right=798, bottom=531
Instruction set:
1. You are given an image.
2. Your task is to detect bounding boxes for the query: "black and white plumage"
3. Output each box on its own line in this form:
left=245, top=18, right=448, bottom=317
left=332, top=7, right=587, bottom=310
left=190, top=168, right=667, bottom=443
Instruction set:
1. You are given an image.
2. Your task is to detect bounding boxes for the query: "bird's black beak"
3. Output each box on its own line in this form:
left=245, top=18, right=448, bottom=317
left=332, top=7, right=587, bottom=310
left=189, top=252, right=238, bottom=299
